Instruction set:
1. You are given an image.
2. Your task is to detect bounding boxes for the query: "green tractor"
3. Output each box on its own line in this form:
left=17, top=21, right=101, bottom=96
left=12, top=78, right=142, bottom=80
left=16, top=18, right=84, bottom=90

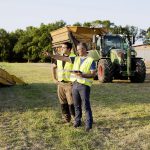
left=50, top=26, right=146, bottom=83
left=96, top=34, right=146, bottom=83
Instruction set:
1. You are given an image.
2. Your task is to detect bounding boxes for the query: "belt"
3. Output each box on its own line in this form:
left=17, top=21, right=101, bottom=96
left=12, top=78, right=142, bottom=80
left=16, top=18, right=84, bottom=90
left=58, top=80, right=72, bottom=85
left=61, top=80, right=71, bottom=83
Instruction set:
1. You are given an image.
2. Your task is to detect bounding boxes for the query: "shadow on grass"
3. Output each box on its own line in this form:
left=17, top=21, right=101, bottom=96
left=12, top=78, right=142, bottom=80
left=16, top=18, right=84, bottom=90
left=0, top=83, right=59, bottom=112
left=0, top=75, right=150, bottom=112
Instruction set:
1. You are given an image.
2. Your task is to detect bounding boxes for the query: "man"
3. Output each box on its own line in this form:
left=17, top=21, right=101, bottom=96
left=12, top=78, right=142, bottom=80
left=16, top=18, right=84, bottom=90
left=50, top=42, right=96, bottom=131
left=70, top=43, right=96, bottom=132
left=46, top=42, right=76, bottom=123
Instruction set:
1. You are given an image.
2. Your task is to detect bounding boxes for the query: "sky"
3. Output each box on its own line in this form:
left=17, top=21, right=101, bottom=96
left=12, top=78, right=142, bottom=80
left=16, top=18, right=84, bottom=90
left=0, top=0, right=149, bottom=32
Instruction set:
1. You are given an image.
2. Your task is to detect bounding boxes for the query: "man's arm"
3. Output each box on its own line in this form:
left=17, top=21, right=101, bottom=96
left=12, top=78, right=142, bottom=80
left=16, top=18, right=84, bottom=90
left=82, top=70, right=96, bottom=78
left=50, top=63, right=58, bottom=83
left=44, top=52, right=72, bottom=63
left=52, top=55, right=72, bottom=63
left=75, top=61, right=97, bottom=78
left=75, top=70, right=96, bottom=78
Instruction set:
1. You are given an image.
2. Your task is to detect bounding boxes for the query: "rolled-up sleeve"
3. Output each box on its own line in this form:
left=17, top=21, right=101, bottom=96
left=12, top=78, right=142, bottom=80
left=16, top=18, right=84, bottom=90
left=90, top=61, right=96, bottom=71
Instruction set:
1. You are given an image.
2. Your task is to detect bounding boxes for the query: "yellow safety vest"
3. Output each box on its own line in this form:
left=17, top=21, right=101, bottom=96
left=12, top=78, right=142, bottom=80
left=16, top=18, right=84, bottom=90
left=57, top=52, right=76, bottom=82
left=71, top=56, right=94, bottom=87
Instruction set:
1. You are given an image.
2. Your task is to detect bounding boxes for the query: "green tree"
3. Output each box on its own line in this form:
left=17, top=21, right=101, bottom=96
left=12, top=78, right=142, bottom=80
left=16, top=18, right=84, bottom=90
left=0, top=29, right=11, bottom=61
left=9, top=29, right=24, bottom=62
left=73, top=22, right=82, bottom=26
left=13, top=20, right=66, bottom=62
left=102, top=20, right=111, bottom=28
left=13, top=27, right=35, bottom=62
left=83, top=22, right=92, bottom=27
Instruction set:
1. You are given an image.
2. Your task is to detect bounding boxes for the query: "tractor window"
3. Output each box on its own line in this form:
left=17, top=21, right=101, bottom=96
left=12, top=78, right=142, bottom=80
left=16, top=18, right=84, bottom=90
left=103, top=36, right=123, bottom=54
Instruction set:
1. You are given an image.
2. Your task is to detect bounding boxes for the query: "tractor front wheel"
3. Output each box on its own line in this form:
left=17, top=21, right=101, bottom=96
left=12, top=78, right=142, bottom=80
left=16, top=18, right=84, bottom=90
left=98, top=59, right=113, bottom=83
left=130, top=59, right=146, bottom=83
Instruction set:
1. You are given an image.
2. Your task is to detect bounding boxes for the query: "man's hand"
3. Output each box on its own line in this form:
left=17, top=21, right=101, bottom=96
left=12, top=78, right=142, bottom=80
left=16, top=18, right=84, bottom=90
left=74, top=70, right=97, bottom=78
left=43, top=51, right=53, bottom=58
left=74, top=72, right=83, bottom=77
left=70, top=70, right=83, bottom=77
left=53, top=79, right=59, bottom=84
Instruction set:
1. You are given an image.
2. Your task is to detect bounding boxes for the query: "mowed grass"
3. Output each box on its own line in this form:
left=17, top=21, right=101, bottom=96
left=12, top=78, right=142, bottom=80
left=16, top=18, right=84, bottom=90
left=0, top=62, right=150, bottom=150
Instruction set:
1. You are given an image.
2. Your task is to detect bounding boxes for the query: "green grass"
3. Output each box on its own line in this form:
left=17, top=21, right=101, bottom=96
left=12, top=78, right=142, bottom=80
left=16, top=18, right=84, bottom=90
left=0, top=62, right=150, bottom=150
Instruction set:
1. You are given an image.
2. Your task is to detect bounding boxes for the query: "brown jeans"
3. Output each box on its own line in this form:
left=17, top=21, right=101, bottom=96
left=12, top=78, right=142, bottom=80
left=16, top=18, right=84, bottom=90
left=57, top=82, right=73, bottom=105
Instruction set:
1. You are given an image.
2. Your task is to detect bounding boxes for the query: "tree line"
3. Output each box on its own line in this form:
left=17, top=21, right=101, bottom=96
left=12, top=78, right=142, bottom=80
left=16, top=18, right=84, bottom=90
left=0, top=20, right=150, bottom=62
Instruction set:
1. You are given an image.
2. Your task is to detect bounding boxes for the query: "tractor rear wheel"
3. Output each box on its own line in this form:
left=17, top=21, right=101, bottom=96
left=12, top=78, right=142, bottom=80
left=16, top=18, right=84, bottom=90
left=98, top=59, right=113, bottom=83
left=130, top=59, right=146, bottom=83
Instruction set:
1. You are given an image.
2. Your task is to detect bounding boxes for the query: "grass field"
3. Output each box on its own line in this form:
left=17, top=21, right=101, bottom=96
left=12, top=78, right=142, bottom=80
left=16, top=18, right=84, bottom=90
left=0, top=62, right=150, bottom=150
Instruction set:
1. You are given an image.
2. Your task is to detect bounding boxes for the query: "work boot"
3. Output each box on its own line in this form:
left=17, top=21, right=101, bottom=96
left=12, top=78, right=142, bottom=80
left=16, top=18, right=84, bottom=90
left=74, top=121, right=81, bottom=128
left=69, top=104, right=75, bottom=117
left=61, top=104, right=71, bottom=123
left=62, top=114, right=71, bottom=123
left=85, top=122, right=92, bottom=132
left=85, top=126, right=92, bottom=132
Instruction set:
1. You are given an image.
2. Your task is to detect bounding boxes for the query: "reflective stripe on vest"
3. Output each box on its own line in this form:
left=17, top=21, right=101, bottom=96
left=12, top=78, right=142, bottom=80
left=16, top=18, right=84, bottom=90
left=57, top=52, right=75, bottom=82
left=70, top=56, right=94, bottom=87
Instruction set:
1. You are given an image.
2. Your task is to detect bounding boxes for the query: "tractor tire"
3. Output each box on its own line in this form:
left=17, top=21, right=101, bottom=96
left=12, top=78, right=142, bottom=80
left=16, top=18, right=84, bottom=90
left=130, top=59, right=146, bottom=83
left=98, top=59, right=113, bottom=83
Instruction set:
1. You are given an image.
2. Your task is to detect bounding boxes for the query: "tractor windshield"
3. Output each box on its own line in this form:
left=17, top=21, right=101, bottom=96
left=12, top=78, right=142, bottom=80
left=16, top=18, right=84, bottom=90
left=103, top=35, right=124, bottom=54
